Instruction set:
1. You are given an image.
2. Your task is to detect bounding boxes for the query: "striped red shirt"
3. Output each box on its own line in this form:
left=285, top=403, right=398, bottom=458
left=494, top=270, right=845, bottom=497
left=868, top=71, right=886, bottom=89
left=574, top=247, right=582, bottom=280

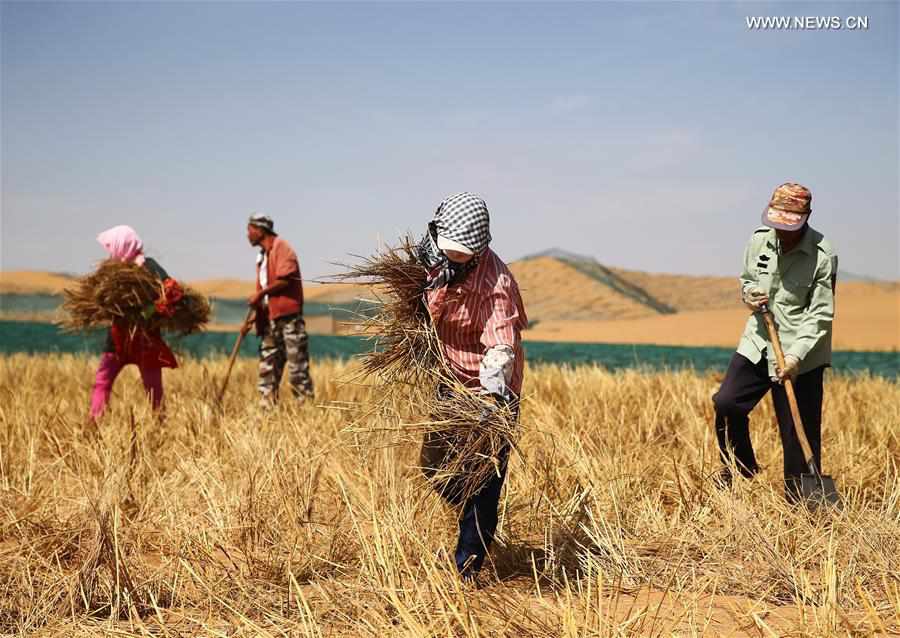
left=424, top=248, right=528, bottom=395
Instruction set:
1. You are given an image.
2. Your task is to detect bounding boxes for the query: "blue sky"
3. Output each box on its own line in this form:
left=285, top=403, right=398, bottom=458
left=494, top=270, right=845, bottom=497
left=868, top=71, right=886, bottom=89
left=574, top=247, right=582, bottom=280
left=2, top=1, right=897, bottom=281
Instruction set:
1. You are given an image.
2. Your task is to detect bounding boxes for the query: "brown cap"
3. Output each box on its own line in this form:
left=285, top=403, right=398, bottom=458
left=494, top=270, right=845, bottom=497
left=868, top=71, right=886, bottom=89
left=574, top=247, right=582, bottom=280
left=762, top=183, right=812, bottom=231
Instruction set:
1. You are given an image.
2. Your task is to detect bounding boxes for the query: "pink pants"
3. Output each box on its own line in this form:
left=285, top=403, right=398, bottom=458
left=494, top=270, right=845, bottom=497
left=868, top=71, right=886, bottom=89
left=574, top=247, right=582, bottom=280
left=89, top=352, right=164, bottom=419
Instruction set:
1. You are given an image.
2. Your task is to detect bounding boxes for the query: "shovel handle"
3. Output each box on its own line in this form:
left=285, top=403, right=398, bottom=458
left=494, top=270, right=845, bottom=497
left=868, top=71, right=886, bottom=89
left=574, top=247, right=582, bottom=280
left=217, top=308, right=255, bottom=404
left=760, top=306, right=818, bottom=474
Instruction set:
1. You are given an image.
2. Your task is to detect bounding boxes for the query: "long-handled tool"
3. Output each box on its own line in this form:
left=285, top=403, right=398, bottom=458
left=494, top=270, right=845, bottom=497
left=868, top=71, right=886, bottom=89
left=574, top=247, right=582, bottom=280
left=217, top=308, right=255, bottom=405
left=761, top=304, right=841, bottom=510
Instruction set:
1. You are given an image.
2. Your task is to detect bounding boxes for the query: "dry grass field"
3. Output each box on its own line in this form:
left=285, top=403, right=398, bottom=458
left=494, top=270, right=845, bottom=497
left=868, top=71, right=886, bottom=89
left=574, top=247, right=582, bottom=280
left=1, top=354, right=898, bottom=637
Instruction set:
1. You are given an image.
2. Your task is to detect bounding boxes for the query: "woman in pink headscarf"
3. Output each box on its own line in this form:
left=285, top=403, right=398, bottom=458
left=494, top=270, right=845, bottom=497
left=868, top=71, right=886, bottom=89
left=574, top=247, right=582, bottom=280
left=89, top=226, right=177, bottom=421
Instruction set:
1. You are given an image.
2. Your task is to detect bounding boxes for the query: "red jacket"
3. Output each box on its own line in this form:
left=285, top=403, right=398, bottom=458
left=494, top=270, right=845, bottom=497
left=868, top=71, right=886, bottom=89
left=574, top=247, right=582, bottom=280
left=255, top=236, right=304, bottom=331
left=110, top=321, right=178, bottom=369
left=103, top=257, right=178, bottom=369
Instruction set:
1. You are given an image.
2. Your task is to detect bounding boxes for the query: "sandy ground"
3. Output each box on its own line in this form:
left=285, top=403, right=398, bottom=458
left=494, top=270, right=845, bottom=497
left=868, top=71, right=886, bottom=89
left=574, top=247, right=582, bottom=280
left=0, top=270, right=360, bottom=302
left=512, top=257, right=660, bottom=320
left=523, top=308, right=898, bottom=351
left=204, top=314, right=336, bottom=334
left=0, top=270, right=75, bottom=294
left=4, top=266, right=898, bottom=350
left=189, top=279, right=368, bottom=302
left=524, top=280, right=899, bottom=350
left=610, top=267, right=740, bottom=312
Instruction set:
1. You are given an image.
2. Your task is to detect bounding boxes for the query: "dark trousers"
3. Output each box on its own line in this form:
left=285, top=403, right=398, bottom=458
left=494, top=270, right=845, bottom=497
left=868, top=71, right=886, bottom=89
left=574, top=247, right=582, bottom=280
left=422, top=438, right=510, bottom=576
left=713, top=352, right=824, bottom=499
left=452, top=451, right=508, bottom=575
left=422, top=392, right=517, bottom=576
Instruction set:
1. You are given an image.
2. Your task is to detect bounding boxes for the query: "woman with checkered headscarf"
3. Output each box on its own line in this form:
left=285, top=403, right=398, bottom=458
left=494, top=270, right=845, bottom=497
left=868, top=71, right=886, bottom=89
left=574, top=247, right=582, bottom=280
left=416, top=192, right=528, bottom=581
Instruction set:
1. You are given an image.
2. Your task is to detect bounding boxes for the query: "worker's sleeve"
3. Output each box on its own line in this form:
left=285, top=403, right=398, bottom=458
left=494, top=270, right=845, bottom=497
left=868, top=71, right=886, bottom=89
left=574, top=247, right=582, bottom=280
left=785, top=252, right=836, bottom=362
left=144, top=257, right=170, bottom=281
left=272, top=241, right=300, bottom=280
left=739, top=236, right=759, bottom=300
left=479, top=275, right=522, bottom=401
left=480, top=275, right=522, bottom=352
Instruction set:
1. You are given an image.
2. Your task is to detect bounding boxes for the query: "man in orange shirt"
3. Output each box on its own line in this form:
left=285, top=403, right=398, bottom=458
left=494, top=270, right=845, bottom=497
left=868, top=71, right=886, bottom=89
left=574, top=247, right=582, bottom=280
left=246, top=214, right=314, bottom=405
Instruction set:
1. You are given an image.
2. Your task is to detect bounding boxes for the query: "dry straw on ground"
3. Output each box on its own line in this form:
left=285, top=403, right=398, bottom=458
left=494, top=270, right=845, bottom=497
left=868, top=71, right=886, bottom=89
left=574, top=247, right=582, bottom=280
left=0, top=353, right=898, bottom=636
left=59, top=260, right=210, bottom=335
left=334, top=239, right=520, bottom=505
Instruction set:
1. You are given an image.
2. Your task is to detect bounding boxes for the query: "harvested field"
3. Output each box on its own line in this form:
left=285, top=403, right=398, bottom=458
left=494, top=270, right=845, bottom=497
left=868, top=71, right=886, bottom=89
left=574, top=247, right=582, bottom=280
left=1, top=354, right=897, bottom=636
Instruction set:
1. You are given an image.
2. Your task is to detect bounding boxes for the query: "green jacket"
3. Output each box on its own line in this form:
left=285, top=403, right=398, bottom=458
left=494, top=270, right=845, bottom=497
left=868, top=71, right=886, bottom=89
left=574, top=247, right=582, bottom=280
left=737, top=225, right=838, bottom=376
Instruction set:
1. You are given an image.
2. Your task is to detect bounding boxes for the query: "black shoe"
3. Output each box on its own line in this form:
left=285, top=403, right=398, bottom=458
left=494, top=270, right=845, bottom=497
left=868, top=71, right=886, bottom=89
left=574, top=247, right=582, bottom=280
left=459, top=568, right=484, bottom=589
left=457, top=553, right=483, bottom=587
left=713, top=464, right=759, bottom=489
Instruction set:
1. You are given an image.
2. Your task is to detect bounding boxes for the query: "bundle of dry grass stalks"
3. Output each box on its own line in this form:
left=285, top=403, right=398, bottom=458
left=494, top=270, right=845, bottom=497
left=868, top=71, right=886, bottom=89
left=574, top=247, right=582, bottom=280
left=60, top=260, right=210, bottom=335
left=335, top=238, right=520, bottom=503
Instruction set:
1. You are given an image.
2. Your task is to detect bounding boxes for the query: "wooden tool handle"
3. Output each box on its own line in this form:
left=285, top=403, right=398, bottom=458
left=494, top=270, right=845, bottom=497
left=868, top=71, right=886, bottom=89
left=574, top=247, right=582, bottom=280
left=217, top=308, right=255, bottom=404
left=760, top=307, right=817, bottom=472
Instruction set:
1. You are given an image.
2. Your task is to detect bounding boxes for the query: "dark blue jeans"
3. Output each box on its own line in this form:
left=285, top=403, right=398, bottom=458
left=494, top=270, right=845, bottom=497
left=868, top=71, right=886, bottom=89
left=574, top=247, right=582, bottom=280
left=453, top=449, right=509, bottom=575
left=422, top=390, right=518, bottom=576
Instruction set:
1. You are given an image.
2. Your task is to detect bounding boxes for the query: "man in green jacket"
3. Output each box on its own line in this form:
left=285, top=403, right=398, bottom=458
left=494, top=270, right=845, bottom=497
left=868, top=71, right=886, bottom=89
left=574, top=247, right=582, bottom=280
left=713, top=183, right=838, bottom=502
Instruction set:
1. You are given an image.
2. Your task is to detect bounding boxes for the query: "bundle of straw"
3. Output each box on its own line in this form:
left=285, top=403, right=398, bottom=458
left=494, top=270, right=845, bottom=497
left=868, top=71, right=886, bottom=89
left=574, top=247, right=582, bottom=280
left=336, top=238, right=520, bottom=504
left=334, top=238, right=441, bottom=385
left=60, top=259, right=210, bottom=335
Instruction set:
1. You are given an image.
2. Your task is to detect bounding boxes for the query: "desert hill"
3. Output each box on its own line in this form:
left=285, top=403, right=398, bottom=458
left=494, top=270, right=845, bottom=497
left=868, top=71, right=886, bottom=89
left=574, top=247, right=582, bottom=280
left=3, top=257, right=897, bottom=350
left=0, top=271, right=76, bottom=295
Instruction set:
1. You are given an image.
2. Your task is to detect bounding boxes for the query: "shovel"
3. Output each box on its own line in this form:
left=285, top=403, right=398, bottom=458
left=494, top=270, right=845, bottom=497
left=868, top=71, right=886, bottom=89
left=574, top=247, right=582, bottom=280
left=761, top=304, right=842, bottom=510
left=216, top=308, right=255, bottom=405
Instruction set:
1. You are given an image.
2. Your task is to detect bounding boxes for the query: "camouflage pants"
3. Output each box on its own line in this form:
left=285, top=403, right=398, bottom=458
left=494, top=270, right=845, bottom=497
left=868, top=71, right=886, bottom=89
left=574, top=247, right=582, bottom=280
left=258, top=314, right=314, bottom=403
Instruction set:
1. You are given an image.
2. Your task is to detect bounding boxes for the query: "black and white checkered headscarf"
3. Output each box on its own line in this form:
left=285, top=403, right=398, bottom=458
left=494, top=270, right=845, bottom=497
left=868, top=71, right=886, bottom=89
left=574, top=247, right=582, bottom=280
left=432, top=192, right=492, bottom=253
left=417, top=193, right=492, bottom=290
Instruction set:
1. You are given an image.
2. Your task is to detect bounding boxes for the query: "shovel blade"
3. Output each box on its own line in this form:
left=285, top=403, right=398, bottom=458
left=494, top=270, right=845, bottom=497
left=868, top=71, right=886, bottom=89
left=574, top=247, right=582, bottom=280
left=800, top=473, right=842, bottom=511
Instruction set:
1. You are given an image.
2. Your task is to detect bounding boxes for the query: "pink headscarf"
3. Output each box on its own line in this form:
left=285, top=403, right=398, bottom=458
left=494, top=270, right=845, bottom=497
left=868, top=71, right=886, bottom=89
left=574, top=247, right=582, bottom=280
left=97, top=225, right=145, bottom=265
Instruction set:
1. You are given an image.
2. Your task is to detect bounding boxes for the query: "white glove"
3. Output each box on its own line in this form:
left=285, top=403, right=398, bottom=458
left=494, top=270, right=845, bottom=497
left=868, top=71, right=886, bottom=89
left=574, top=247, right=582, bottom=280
left=775, top=354, right=800, bottom=384
left=742, top=287, right=769, bottom=312
left=479, top=345, right=515, bottom=403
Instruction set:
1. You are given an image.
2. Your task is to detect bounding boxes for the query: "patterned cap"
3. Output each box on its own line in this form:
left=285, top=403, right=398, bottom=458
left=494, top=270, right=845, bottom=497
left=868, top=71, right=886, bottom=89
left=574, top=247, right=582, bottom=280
left=762, top=183, right=812, bottom=231
left=248, top=213, right=277, bottom=236
left=432, top=192, right=491, bottom=254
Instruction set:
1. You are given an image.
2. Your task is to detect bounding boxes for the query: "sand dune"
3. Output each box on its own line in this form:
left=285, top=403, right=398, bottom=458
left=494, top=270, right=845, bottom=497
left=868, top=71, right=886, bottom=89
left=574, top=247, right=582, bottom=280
left=525, top=281, right=900, bottom=351
left=509, top=257, right=658, bottom=321
left=0, top=271, right=367, bottom=303
left=188, top=278, right=256, bottom=299
left=188, top=278, right=369, bottom=303
left=611, top=267, right=741, bottom=312
left=206, top=314, right=336, bottom=335
left=0, top=271, right=75, bottom=294
left=4, top=262, right=897, bottom=349
left=303, top=281, right=371, bottom=303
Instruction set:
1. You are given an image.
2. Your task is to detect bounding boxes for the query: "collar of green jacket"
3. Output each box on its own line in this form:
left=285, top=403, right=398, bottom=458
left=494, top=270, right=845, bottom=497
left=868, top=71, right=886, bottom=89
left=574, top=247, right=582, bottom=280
left=759, top=224, right=825, bottom=257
